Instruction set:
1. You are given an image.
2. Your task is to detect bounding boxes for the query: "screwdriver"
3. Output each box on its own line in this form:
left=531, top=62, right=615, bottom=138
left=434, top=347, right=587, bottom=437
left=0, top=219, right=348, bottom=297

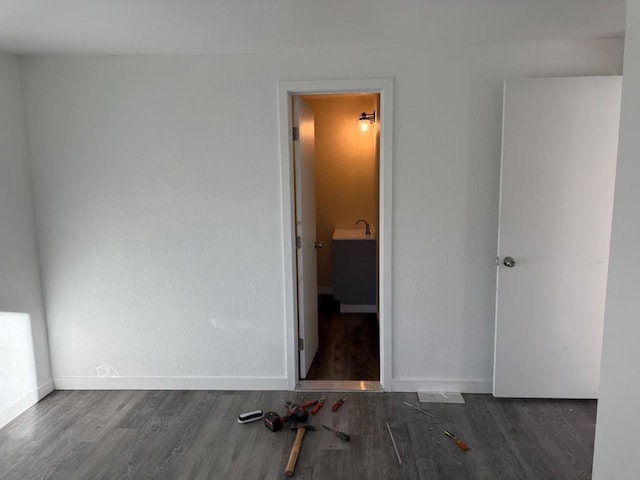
left=443, top=430, right=471, bottom=451
left=331, top=398, right=345, bottom=411
left=322, top=425, right=351, bottom=442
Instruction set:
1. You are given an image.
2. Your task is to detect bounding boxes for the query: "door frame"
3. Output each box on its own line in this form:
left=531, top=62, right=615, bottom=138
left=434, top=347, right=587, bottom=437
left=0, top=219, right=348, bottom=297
left=278, top=78, right=394, bottom=391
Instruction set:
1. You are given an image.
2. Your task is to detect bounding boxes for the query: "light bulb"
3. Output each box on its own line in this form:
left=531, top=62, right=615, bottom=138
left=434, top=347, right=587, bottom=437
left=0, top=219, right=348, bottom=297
left=360, top=119, right=369, bottom=132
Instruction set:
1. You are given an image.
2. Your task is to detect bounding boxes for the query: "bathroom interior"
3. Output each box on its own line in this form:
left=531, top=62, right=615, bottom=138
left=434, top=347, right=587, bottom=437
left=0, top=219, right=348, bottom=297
left=300, top=92, right=381, bottom=382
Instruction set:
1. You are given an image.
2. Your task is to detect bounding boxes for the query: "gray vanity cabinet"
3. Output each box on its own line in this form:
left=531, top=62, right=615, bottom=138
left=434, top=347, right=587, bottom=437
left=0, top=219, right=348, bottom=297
left=332, top=229, right=377, bottom=313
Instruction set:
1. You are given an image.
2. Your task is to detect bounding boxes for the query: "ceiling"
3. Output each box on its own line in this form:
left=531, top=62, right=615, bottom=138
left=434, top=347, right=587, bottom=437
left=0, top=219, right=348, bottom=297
left=0, top=0, right=626, bottom=56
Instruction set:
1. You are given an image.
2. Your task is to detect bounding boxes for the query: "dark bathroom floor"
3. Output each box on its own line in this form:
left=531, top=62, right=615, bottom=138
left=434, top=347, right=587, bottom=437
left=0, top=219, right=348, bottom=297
left=306, top=295, right=380, bottom=381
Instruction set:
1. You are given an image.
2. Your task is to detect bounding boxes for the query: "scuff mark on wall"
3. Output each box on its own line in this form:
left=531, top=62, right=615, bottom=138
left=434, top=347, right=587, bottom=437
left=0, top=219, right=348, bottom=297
left=96, top=362, right=119, bottom=377
left=209, top=317, right=229, bottom=331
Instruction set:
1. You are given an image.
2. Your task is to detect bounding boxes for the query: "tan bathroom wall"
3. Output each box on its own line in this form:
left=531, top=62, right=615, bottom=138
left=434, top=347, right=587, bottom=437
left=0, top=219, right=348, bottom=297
left=304, top=94, right=379, bottom=292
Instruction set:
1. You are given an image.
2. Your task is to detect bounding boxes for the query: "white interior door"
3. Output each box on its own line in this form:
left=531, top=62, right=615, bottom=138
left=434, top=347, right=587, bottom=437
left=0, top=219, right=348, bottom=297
left=293, top=96, right=319, bottom=378
left=494, top=76, right=621, bottom=398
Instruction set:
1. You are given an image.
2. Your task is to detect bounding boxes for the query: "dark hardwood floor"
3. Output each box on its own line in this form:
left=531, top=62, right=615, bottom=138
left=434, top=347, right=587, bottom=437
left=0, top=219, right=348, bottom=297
left=306, top=295, right=380, bottom=381
left=0, top=390, right=597, bottom=479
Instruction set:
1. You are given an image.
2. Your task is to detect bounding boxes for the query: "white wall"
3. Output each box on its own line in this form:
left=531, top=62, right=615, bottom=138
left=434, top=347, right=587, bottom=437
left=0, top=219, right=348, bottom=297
left=593, top=1, right=640, bottom=478
left=20, top=37, right=623, bottom=391
left=0, top=53, right=52, bottom=427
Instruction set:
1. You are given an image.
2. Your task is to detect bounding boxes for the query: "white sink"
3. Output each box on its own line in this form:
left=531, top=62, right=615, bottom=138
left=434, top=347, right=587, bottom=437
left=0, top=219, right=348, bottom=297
left=332, top=228, right=376, bottom=240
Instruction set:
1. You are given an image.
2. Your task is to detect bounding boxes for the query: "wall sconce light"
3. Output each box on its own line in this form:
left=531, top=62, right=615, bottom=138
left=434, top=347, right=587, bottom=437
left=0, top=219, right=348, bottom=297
left=359, top=110, right=376, bottom=132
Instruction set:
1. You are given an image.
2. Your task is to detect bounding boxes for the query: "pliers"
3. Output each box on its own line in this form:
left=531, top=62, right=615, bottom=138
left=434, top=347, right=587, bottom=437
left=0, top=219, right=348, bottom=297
left=311, top=395, right=326, bottom=414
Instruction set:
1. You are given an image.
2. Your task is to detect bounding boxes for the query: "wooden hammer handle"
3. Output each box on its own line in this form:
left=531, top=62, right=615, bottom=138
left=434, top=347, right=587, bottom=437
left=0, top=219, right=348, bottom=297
left=285, top=428, right=307, bottom=477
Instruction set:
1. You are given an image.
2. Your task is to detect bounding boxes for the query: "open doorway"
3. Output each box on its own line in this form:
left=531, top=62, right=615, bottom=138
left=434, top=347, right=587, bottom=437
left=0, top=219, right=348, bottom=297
left=279, top=79, right=394, bottom=392
left=298, top=93, right=380, bottom=383
left=278, top=79, right=393, bottom=391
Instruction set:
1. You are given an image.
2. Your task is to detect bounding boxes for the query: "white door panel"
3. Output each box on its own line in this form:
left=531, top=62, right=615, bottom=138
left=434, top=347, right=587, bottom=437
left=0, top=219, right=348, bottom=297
left=293, top=96, right=319, bottom=378
left=494, top=76, right=621, bottom=398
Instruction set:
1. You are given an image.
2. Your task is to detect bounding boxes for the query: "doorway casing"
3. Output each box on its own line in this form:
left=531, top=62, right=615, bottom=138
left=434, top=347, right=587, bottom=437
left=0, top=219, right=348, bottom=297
left=278, top=78, right=394, bottom=391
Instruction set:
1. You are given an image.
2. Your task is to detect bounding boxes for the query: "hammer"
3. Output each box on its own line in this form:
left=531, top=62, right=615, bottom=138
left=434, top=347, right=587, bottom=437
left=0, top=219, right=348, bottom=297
left=285, top=424, right=315, bottom=477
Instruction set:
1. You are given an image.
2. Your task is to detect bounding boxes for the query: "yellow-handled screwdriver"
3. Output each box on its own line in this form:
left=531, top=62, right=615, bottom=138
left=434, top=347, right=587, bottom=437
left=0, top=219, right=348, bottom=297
left=322, top=425, right=350, bottom=442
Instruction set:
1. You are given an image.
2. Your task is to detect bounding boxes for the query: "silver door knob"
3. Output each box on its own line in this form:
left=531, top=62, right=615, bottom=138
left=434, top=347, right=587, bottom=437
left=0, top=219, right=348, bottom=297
left=503, top=256, right=516, bottom=268
left=314, top=241, right=323, bottom=249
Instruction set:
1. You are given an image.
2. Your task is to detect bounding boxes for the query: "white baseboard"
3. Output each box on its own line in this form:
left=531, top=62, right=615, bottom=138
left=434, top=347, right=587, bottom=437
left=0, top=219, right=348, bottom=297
left=391, top=378, right=492, bottom=394
left=53, top=376, right=290, bottom=391
left=0, top=379, right=54, bottom=429
left=340, top=304, right=377, bottom=313
left=12, top=377, right=491, bottom=397
left=317, top=286, right=333, bottom=295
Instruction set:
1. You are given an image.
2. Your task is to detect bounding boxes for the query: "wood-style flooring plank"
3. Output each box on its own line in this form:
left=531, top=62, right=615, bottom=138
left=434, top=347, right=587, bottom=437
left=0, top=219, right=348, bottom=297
left=306, top=296, right=380, bottom=381
left=0, top=391, right=597, bottom=480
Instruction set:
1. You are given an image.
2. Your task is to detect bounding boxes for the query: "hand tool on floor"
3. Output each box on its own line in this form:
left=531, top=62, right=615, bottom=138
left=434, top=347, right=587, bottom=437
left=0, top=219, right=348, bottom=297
left=237, top=409, right=264, bottom=424
left=264, top=411, right=284, bottom=432
left=285, top=401, right=310, bottom=422
left=331, top=398, right=345, bottom=412
left=300, top=399, right=318, bottom=409
left=311, top=395, right=326, bottom=414
left=386, top=422, right=402, bottom=465
left=264, top=402, right=309, bottom=432
left=285, top=424, right=315, bottom=477
left=443, top=430, right=471, bottom=451
left=403, top=401, right=436, bottom=418
left=322, top=424, right=350, bottom=442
